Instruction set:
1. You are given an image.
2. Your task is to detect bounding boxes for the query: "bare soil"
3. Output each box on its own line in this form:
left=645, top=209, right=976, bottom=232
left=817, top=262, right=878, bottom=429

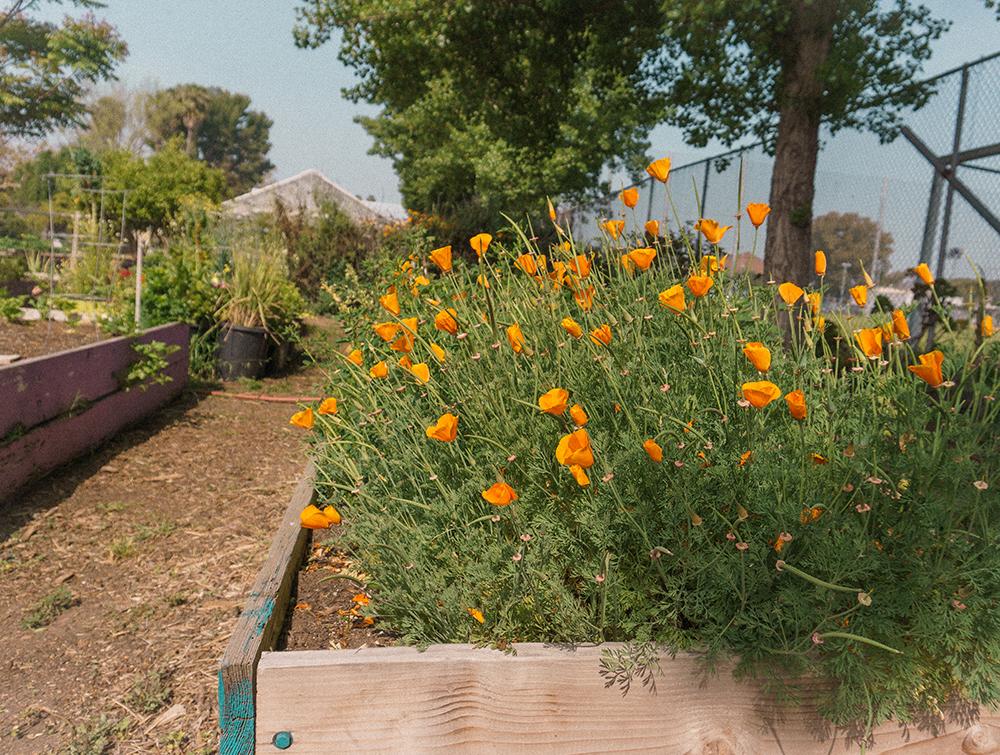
left=0, top=327, right=340, bottom=752
left=0, top=320, right=107, bottom=360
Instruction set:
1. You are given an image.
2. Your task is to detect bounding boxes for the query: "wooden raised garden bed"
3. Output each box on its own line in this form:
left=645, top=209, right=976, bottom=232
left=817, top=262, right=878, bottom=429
left=220, top=466, right=1000, bottom=754
left=0, top=322, right=189, bottom=499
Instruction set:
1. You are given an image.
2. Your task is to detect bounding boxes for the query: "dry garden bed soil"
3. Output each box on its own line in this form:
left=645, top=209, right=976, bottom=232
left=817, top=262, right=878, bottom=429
left=0, top=320, right=107, bottom=360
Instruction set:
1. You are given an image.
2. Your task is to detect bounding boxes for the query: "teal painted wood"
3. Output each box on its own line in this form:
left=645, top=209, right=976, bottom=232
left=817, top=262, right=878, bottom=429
left=218, top=464, right=314, bottom=754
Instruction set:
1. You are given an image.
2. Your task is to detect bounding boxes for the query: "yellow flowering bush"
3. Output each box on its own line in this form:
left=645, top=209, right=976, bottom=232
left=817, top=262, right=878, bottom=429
left=306, top=207, right=999, bottom=732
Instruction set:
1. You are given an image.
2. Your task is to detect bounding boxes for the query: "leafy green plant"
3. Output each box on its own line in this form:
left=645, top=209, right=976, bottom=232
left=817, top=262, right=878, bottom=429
left=0, top=293, right=24, bottom=322
left=124, top=340, right=180, bottom=391
left=22, top=586, right=78, bottom=629
left=215, top=233, right=304, bottom=336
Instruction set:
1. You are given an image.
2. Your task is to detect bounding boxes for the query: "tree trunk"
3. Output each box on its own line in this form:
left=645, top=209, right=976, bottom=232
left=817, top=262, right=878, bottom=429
left=182, top=112, right=201, bottom=158
left=763, top=0, right=838, bottom=285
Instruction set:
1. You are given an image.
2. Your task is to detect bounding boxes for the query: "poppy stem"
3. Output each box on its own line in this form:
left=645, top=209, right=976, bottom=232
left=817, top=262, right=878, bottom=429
left=818, top=631, right=901, bottom=655
left=777, top=561, right=863, bottom=594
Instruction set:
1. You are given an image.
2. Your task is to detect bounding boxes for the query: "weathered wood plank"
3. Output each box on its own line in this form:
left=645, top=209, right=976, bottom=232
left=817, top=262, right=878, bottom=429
left=219, top=463, right=314, bottom=755
left=0, top=329, right=189, bottom=499
left=256, top=644, right=1000, bottom=754
left=0, top=322, right=188, bottom=438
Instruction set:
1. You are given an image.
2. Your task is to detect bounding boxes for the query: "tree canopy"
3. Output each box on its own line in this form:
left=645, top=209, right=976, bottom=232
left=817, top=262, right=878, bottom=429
left=293, top=0, right=666, bottom=229
left=811, top=211, right=894, bottom=285
left=0, top=0, right=127, bottom=138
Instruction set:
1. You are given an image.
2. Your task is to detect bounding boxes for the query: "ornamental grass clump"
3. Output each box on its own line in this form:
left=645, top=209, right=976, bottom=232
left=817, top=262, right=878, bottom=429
left=300, top=189, right=998, bottom=733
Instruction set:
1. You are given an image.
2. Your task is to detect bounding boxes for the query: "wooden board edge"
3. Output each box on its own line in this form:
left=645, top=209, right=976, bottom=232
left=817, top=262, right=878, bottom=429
left=218, top=461, right=315, bottom=755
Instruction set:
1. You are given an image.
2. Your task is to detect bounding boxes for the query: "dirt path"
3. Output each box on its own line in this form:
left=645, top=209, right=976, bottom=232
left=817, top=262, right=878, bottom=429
left=0, top=367, right=325, bottom=753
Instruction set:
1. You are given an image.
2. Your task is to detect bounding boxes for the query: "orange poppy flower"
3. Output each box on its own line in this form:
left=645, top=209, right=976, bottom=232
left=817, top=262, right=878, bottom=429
left=891, top=310, right=910, bottom=340
left=550, top=260, right=569, bottom=289
left=430, top=342, right=446, bottom=362
left=643, top=439, right=663, bottom=463
left=620, top=187, right=639, bottom=208
left=812, top=315, right=826, bottom=332
left=409, top=362, right=430, bottom=384
left=645, top=157, right=671, bottom=183
left=800, top=506, right=824, bottom=524
left=515, top=254, right=537, bottom=275
left=399, top=355, right=414, bottom=371
left=556, top=428, right=595, bottom=468
left=738, top=450, right=752, bottom=467
left=482, top=482, right=518, bottom=506
left=390, top=316, right=418, bottom=353
left=569, top=404, right=588, bottom=426
left=470, top=233, right=492, bottom=257
left=687, top=274, right=714, bottom=298
left=620, top=254, right=635, bottom=274
left=810, top=453, right=828, bottom=465
left=785, top=389, right=807, bottom=421
left=746, top=203, right=771, bottom=228
left=569, top=254, right=591, bottom=278
left=644, top=219, right=660, bottom=237
left=778, top=282, right=804, bottom=305
left=569, top=464, right=590, bottom=487
left=347, top=348, right=364, bottom=366
left=914, top=263, right=934, bottom=286
left=628, top=247, right=657, bottom=271
left=806, top=292, right=821, bottom=315
left=426, top=413, right=458, bottom=442
left=658, top=284, right=686, bottom=313
left=695, top=218, right=731, bottom=245
left=379, top=289, right=400, bottom=316
left=507, top=323, right=526, bottom=353
left=434, top=308, right=459, bottom=335
left=547, top=198, right=557, bottom=222
left=318, top=398, right=338, bottom=415
left=429, top=245, right=452, bottom=272
left=369, top=360, right=388, bottom=379
left=561, top=317, right=583, bottom=339
left=741, top=381, right=781, bottom=409
left=590, top=324, right=612, bottom=346
left=373, top=321, right=399, bottom=341
left=538, top=388, right=569, bottom=415
left=849, top=285, right=868, bottom=307
left=854, top=327, right=883, bottom=359
left=742, top=342, right=771, bottom=372
left=300, top=503, right=341, bottom=529
left=289, top=407, right=314, bottom=429
left=466, top=607, right=485, bottom=624
left=815, top=251, right=827, bottom=277
left=699, top=255, right=724, bottom=275
left=982, top=315, right=995, bottom=337
left=574, top=286, right=596, bottom=311
left=601, top=219, right=624, bottom=240
left=908, top=350, right=944, bottom=387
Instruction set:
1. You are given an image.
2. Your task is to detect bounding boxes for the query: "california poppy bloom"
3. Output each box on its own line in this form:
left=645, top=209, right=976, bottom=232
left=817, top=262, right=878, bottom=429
left=891, top=310, right=910, bottom=340
left=556, top=428, right=595, bottom=468
left=470, top=233, right=492, bottom=257
left=815, top=251, right=827, bottom=277
left=854, top=327, right=883, bottom=359
left=507, top=323, right=526, bottom=353
left=590, top=324, right=612, bottom=346
left=778, top=282, right=804, bottom=306
left=645, top=157, right=671, bottom=183
left=908, top=350, right=944, bottom=387
left=482, top=482, right=518, bottom=506
left=738, top=450, right=752, bottom=467
left=849, top=285, right=868, bottom=307
left=569, top=404, right=588, bottom=426
left=569, top=464, right=590, bottom=487
left=601, top=219, right=624, bottom=240
left=700, top=255, right=725, bottom=275
left=347, top=348, right=364, bottom=366
left=620, top=187, right=639, bottom=208
left=373, top=321, right=399, bottom=342
left=628, top=247, right=656, bottom=271
left=409, top=362, right=430, bottom=384
left=561, top=317, right=583, bottom=339
left=570, top=254, right=591, bottom=278
left=785, top=389, right=807, bottom=421
left=643, top=439, right=663, bottom=463
left=290, top=407, right=314, bottom=429
left=369, top=360, right=388, bottom=379
left=429, top=245, right=452, bottom=272
left=644, top=219, right=659, bottom=237
left=300, top=503, right=341, bottom=529
left=659, top=284, right=686, bottom=313
left=574, top=286, right=596, bottom=311
left=686, top=274, right=714, bottom=298
left=810, top=453, right=828, bottom=465
left=466, top=607, right=485, bottom=623
left=538, top=387, right=569, bottom=415
left=380, top=289, right=400, bottom=316
left=620, top=254, right=635, bottom=274
left=695, top=218, right=731, bottom=245
left=515, top=254, right=537, bottom=275
left=806, top=292, right=822, bottom=315
left=983, top=315, right=995, bottom=337
left=742, top=342, right=771, bottom=372
left=318, top=398, right=338, bottom=415
left=434, top=308, right=459, bottom=335
left=430, top=342, right=446, bottom=362
left=390, top=316, right=418, bottom=353
left=914, top=263, right=934, bottom=286
left=746, top=203, right=771, bottom=228
left=550, top=260, right=569, bottom=289
left=426, top=412, right=458, bottom=442
left=547, top=198, right=557, bottom=222
left=741, top=381, right=781, bottom=409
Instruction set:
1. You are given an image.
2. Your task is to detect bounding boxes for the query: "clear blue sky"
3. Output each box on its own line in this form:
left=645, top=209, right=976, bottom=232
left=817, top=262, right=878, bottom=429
left=39, top=1, right=1000, bottom=205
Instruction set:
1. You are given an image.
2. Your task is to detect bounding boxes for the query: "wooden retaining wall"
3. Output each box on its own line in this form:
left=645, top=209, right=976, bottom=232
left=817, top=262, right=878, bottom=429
left=0, top=322, right=189, bottom=499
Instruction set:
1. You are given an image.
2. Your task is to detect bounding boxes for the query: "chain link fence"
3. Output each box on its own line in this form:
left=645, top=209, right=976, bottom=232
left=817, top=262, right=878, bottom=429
left=572, top=51, right=1000, bottom=314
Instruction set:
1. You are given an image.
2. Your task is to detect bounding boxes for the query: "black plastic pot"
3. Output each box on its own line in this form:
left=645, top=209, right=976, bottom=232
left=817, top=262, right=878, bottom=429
left=217, top=324, right=269, bottom=380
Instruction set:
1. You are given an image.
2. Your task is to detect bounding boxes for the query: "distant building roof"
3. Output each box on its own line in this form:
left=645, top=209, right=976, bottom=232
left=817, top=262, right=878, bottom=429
left=221, top=169, right=406, bottom=224
left=730, top=253, right=764, bottom=275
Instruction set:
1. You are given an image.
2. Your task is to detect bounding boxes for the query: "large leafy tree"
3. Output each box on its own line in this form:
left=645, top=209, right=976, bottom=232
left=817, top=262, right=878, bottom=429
left=811, top=211, right=894, bottom=287
left=146, top=84, right=274, bottom=195
left=0, top=0, right=127, bottom=138
left=654, top=0, right=947, bottom=283
left=293, top=0, right=666, bottom=230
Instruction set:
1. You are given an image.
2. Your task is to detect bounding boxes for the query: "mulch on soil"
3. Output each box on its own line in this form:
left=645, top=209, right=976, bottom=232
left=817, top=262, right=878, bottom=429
left=0, top=346, right=339, bottom=752
left=0, top=320, right=106, bottom=360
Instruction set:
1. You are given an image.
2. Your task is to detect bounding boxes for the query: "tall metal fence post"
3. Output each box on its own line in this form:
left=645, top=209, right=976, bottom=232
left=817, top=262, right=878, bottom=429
left=934, top=64, right=970, bottom=281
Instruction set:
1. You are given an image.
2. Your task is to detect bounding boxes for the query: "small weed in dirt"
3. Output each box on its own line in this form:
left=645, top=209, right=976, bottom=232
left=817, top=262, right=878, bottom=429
left=238, top=377, right=264, bottom=391
left=135, top=521, right=176, bottom=542
left=9, top=706, right=48, bottom=739
left=66, top=714, right=130, bottom=755
left=96, top=501, right=127, bottom=514
left=109, top=536, right=137, bottom=560
left=22, top=586, right=78, bottom=629
left=125, top=668, right=173, bottom=715
left=165, top=592, right=188, bottom=607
